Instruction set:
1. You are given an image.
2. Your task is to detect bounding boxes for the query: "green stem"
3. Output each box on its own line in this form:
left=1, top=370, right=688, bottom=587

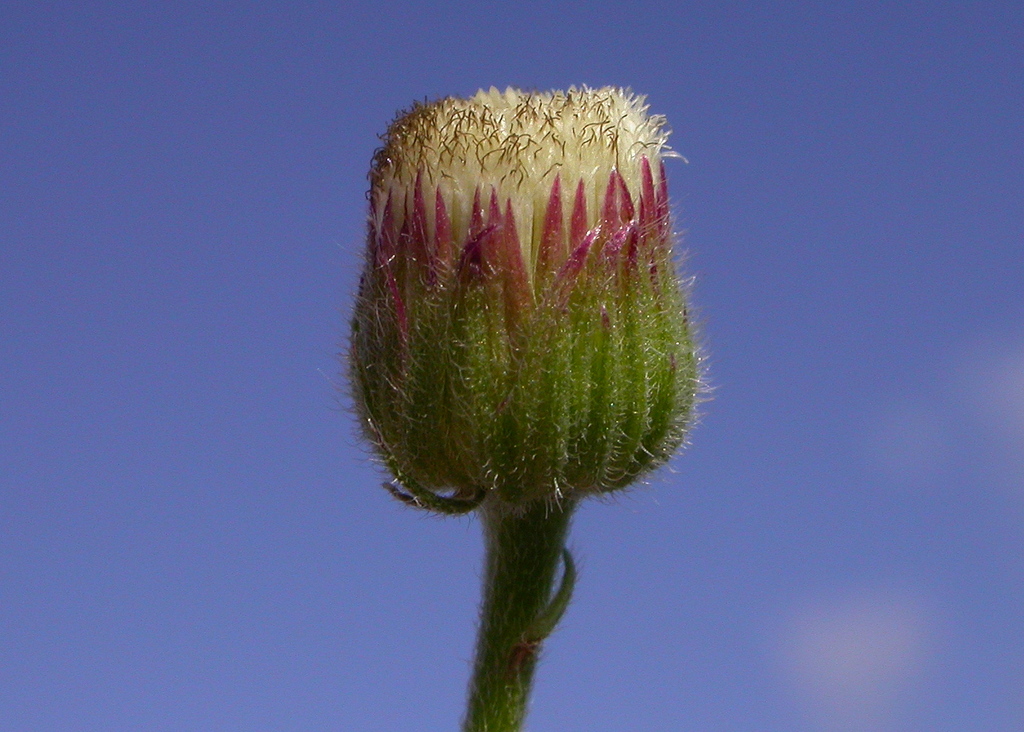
left=462, top=497, right=577, bottom=732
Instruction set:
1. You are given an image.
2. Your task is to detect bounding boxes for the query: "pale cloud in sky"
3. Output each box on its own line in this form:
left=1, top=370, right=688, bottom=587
left=777, top=591, right=932, bottom=731
left=971, top=345, right=1024, bottom=439
left=864, top=337, right=1024, bottom=497
left=963, top=341, right=1024, bottom=496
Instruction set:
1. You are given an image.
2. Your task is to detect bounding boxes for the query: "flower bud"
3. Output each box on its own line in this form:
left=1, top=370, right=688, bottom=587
left=349, top=87, right=699, bottom=507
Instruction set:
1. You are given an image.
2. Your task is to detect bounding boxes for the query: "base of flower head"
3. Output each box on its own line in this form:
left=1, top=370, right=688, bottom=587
left=350, top=221, right=697, bottom=508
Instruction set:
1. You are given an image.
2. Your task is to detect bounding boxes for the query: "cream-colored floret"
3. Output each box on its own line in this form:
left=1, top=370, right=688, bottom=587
left=371, top=86, right=674, bottom=269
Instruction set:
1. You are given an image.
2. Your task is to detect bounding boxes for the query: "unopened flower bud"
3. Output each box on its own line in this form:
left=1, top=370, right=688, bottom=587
left=350, top=86, right=699, bottom=507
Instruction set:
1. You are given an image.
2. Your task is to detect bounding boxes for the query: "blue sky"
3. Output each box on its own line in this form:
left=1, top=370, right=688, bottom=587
left=2, top=2, right=1022, bottom=730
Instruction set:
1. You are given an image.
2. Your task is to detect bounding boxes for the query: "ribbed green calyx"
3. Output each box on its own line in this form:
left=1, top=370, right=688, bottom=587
left=350, top=86, right=698, bottom=508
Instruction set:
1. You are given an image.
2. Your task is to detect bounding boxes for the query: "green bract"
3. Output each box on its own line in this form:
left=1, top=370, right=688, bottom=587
left=350, top=87, right=698, bottom=508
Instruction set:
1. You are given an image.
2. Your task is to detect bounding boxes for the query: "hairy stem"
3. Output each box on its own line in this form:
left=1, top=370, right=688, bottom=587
left=462, top=496, right=577, bottom=732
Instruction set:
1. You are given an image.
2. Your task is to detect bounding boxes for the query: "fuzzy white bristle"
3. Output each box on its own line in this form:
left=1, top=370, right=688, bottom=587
left=371, top=86, right=673, bottom=269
